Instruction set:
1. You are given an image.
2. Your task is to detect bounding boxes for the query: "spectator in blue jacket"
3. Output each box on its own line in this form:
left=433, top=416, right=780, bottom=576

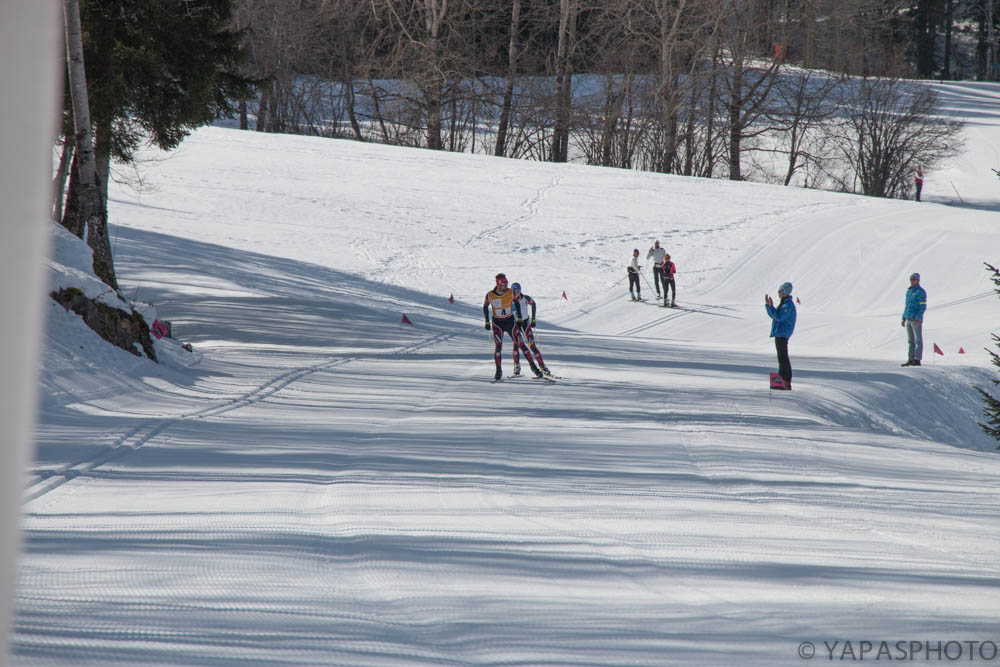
left=766, top=282, right=797, bottom=389
left=901, top=273, right=927, bottom=366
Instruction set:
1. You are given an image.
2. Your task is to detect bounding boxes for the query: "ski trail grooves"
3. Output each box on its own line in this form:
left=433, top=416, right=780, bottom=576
left=24, top=332, right=457, bottom=504
left=616, top=303, right=743, bottom=337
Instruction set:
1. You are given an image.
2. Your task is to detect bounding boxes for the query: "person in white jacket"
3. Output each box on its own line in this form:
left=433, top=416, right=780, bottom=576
left=627, top=249, right=642, bottom=301
left=646, top=240, right=666, bottom=298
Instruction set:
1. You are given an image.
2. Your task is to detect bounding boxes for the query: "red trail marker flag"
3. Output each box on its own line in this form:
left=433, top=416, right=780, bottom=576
left=959, top=347, right=966, bottom=354
left=562, top=291, right=568, bottom=300
left=933, top=342, right=943, bottom=355
left=401, top=314, right=413, bottom=326
left=448, top=293, right=454, bottom=304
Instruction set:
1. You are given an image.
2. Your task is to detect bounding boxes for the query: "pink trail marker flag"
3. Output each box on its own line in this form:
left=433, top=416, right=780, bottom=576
left=448, top=293, right=454, bottom=304
left=151, top=319, right=169, bottom=340
left=401, top=314, right=413, bottom=326
left=959, top=347, right=966, bottom=354
left=933, top=342, right=943, bottom=355
left=562, top=291, right=568, bottom=300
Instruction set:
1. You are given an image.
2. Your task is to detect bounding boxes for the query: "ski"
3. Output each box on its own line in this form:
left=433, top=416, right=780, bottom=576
left=494, top=373, right=559, bottom=382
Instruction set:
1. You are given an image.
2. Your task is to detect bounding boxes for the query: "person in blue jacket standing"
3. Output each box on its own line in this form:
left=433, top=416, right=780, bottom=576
left=901, top=272, right=927, bottom=366
left=765, top=282, right=797, bottom=390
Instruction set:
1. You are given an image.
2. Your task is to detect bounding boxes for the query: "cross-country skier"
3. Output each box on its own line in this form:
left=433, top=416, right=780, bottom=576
left=647, top=240, right=666, bottom=298
left=627, top=249, right=642, bottom=301
left=661, top=253, right=677, bottom=307
left=765, top=282, right=797, bottom=390
left=483, top=273, right=522, bottom=381
left=511, top=282, right=550, bottom=377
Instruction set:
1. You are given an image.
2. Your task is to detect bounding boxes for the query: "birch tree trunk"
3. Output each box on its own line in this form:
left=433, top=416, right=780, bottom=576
left=52, top=138, right=74, bottom=222
left=63, top=0, right=117, bottom=288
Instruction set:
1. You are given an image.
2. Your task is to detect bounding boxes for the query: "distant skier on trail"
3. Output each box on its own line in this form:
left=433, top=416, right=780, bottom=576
left=765, top=282, right=797, bottom=390
left=901, top=272, right=927, bottom=367
left=661, top=253, right=677, bottom=307
left=511, top=282, right=551, bottom=377
left=484, top=273, right=523, bottom=381
left=914, top=167, right=924, bottom=201
left=647, top=240, right=666, bottom=298
left=627, top=249, right=642, bottom=301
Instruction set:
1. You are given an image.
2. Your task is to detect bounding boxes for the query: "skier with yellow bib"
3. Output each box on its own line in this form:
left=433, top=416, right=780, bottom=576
left=483, top=273, right=538, bottom=381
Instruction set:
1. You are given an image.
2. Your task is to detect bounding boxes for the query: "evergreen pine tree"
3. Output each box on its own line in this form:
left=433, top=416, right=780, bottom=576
left=976, top=262, right=1000, bottom=446
left=60, top=0, right=255, bottom=286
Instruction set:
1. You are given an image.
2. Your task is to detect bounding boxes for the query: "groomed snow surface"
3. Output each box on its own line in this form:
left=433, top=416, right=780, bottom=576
left=15, top=81, right=1000, bottom=666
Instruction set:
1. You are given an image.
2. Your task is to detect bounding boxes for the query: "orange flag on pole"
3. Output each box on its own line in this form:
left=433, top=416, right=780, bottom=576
left=401, top=314, right=413, bottom=326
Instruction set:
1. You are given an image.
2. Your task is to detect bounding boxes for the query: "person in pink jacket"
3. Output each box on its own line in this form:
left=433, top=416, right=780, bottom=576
left=661, top=253, right=677, bottom=307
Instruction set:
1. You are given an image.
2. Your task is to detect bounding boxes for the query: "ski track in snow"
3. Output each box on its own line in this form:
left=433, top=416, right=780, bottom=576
left=24, top=332, right=456, bottom=506
left=463, top=175, right=562, bottom=249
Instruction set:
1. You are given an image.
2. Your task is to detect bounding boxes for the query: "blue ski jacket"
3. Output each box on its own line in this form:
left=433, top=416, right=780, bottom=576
left=766, top=296, right=797, bottom=339
left=902, top=285, right=927, bottom=321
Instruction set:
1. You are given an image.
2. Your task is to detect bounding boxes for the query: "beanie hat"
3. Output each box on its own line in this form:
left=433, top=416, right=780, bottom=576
left=910, top=272, right=920, bottom=281
left=779, top=282, right=793, bottom=295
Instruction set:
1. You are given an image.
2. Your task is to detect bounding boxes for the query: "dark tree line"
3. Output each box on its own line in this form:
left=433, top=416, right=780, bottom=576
left=233, top=0, right=969, bottom=193
left=909, top=0, right=1000, bottom=79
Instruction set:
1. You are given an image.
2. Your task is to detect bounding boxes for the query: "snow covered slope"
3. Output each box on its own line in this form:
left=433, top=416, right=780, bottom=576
left=14, top=81, right=1000, bottom=666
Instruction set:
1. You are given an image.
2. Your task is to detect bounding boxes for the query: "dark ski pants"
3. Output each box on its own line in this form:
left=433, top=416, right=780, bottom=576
left=517, top=324, right=545, bottom=369
left=628, top=272, right=640, bottom=296
left=774, top=336, right=792, bottom=385
left=652, top=264, right=664, bottom=295
left=662, top=278, right=676, bottom=304
left=492, top=316, right=520, bottom=370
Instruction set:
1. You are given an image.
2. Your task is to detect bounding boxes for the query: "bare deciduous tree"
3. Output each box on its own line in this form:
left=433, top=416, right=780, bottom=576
left=494, top=0, right=522, bottom=157
left=551, top=0, right=579, bottom=162
left=832, top=76, right=963, bottom=198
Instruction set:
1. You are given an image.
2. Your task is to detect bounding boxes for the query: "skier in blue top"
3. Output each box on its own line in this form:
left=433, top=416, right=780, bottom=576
left=765, top=282, right=797, bottom=389
left=901, top=273, right=927, bottom=366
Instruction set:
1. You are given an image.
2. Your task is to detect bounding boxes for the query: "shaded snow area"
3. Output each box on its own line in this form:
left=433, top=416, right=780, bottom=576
left=15, top=81, right=1000, bottom=666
